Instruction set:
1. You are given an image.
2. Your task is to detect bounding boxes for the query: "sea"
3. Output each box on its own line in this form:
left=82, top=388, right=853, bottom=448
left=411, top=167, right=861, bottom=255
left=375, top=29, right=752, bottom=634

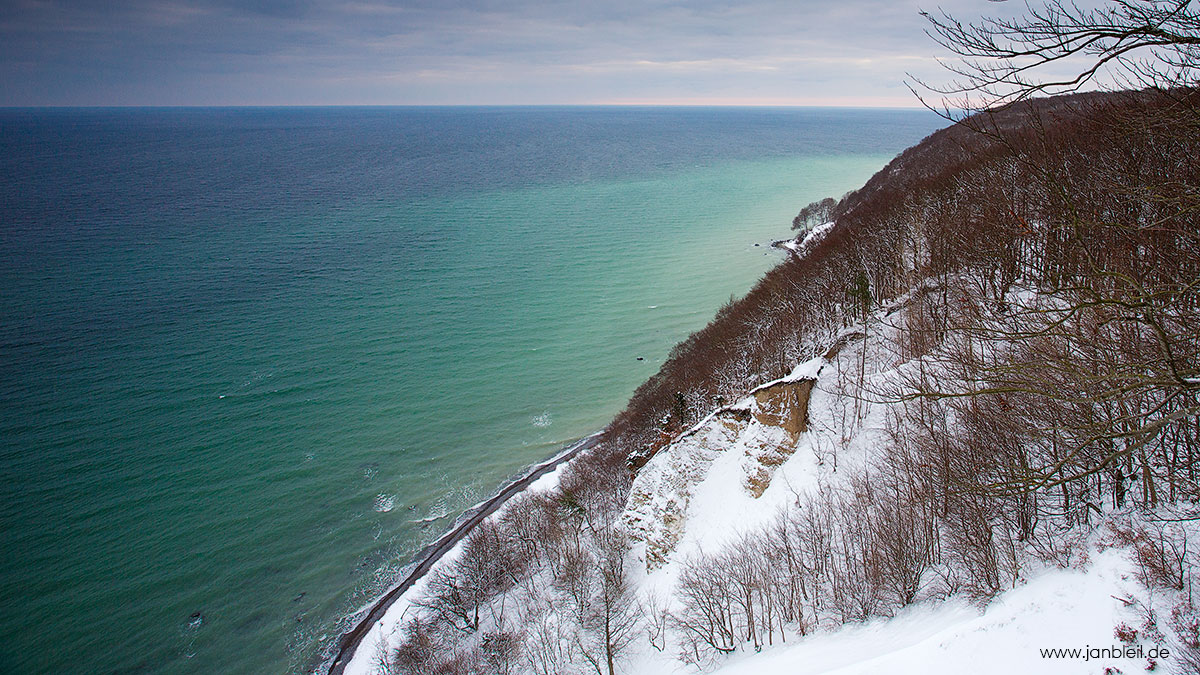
left=0, top=106, right=943, bottom=673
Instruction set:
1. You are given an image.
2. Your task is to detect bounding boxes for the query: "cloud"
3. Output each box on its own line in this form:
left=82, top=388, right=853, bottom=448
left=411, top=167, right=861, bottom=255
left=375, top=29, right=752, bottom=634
left=0, top=0, right=1029, bottom=105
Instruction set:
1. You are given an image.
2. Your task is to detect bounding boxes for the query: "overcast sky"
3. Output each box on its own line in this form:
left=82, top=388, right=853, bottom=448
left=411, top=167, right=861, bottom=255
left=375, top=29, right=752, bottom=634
left=1, top=0, right=1030, bottom=106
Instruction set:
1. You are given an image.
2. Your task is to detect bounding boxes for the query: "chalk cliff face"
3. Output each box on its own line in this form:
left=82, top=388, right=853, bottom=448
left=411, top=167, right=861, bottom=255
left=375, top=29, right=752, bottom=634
left=752, top=379, right=814, bottom=437
left=338, top=90, right=1200, bottom=675
left=621, top=376, right=816, bottom=570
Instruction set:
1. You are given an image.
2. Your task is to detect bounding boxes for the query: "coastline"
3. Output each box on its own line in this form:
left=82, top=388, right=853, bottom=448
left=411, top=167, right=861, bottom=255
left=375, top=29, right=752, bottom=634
left=1, top=109, right=945, bottom=675
left=323, top=431, right=603, bottom=675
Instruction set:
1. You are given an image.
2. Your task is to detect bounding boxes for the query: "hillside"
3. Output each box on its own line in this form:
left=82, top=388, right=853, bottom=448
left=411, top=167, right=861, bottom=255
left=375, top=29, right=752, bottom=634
left=337, top=88, right=1200, bottom=675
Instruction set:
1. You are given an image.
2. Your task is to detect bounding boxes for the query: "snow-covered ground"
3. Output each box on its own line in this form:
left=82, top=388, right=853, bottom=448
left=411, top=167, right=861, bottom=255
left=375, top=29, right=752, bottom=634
left=341, top=462, right=575, bottom=675
left=615, top=298, right=1196, bottom=675
left=776, top=221, right=836, bottom=256
left=344, top=292, right=1198, bottom=675
left=627, top=543, right=1177, bottom=675
left=623, top=355, right=831, bottom=576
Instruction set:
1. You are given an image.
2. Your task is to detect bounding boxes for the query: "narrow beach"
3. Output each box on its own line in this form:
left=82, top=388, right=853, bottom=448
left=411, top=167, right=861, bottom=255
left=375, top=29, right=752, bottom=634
left=325, top=432, right=602, bottom=674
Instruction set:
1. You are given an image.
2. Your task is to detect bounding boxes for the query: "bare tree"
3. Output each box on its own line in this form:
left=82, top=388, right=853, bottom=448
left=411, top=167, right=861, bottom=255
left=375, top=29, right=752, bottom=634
left=578, top=529, right=640, bottom=675
left=913, top=0, right=1200, bottom=114
left=640, top=589, right=670, bottom=653
left=673, top=553, right=738, bottom=665
left=793, top=197, right=838, bottom=231
left=522, top=592, right=583, bottom=675
left=481, top=630, right=523, bottom=675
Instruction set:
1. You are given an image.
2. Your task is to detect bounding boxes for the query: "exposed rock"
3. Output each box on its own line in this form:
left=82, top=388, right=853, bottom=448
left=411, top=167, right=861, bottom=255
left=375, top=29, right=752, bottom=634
left=751, top=379, right=814, bottom=438
left=623, top=377, right=816, bottom=568
left=822, top=330, right=866, bottom=360
left=622, top=408, right=746, bottom=570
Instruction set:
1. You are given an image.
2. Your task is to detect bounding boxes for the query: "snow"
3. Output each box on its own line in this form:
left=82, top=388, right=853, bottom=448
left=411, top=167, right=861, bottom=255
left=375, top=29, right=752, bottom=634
left=612, top=528, right=1198, bottom=675
left=622, top=333, right=898, bottom=578
left=340, top=443, right=583, bottom=675
left=800, top=221, right=836, bottom=249
left=342, top=291, right=1196, bottom=675
left=698, top=547, right=1162, bottom=675
left=774, top=222, right=835, bottom=257
left=614, top=298, right=1195, bottom=675
left=783, top=355, right=825, bottom=382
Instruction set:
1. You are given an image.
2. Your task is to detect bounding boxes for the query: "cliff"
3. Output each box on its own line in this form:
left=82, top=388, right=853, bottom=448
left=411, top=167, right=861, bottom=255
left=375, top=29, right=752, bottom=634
left=339, top=89, right=1200, bottom=675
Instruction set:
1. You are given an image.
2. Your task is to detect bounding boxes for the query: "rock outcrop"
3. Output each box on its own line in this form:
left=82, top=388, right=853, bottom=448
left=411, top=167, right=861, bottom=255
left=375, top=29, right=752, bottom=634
left=622, top=375, right=817, bottom=569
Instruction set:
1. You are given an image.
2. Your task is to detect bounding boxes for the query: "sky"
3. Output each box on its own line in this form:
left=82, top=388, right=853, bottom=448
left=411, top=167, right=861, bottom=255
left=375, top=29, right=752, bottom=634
left=0, top=0, right=1030, bottom=107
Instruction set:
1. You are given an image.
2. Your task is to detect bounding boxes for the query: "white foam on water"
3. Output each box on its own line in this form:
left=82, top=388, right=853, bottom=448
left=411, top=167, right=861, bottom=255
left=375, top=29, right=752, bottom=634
left=372, top=494, right=395, bottom=513
left=411, top=512, right=450, bottom=524
left=531, top=411, right=552, bottom=427
left=412, top=497, right=451, bottom=524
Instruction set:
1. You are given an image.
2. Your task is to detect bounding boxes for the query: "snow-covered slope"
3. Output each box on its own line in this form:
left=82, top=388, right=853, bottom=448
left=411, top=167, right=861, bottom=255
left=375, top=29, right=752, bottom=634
left=614, top=299, right=1197, bottom=675
left=623, top=358, right=823, bottom=571
left=693, top=545, right=1171, bottom=675
left=342, top=291, right=1198, bottom=675
left=621, top=311, right=900, bottom=581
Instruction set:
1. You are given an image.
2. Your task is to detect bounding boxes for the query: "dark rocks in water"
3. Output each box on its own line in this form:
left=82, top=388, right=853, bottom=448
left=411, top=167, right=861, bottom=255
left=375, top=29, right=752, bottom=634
left=636, top=357, right=644, bottom=361
left=754, top=243, right=760, bottom=246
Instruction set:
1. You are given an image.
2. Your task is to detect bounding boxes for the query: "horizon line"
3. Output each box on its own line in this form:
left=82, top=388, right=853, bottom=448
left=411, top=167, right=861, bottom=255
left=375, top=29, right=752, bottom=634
left=0, top=102, right=932, bottom=110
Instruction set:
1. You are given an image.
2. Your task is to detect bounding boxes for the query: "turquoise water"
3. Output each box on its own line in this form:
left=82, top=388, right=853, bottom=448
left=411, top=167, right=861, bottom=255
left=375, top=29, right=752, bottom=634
left=0, top=107, right=943, bottom=673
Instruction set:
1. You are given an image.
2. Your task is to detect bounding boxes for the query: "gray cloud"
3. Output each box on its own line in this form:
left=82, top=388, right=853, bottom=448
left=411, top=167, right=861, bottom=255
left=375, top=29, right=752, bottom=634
left=0, top=0, right=1034, bottom=105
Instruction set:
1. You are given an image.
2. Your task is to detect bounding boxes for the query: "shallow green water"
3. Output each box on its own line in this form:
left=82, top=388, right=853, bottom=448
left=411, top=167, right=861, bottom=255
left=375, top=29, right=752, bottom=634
left=0, top=107, right=942, bottom=673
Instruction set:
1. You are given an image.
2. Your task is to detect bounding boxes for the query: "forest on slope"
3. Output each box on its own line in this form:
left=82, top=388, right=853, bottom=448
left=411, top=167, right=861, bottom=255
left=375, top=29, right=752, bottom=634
left=362, top=3, right=1200, bottom=674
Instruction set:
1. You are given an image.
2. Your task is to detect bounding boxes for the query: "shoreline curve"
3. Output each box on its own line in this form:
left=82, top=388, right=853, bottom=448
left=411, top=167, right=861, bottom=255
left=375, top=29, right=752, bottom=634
left=323, top=431, right=603, bottom=675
